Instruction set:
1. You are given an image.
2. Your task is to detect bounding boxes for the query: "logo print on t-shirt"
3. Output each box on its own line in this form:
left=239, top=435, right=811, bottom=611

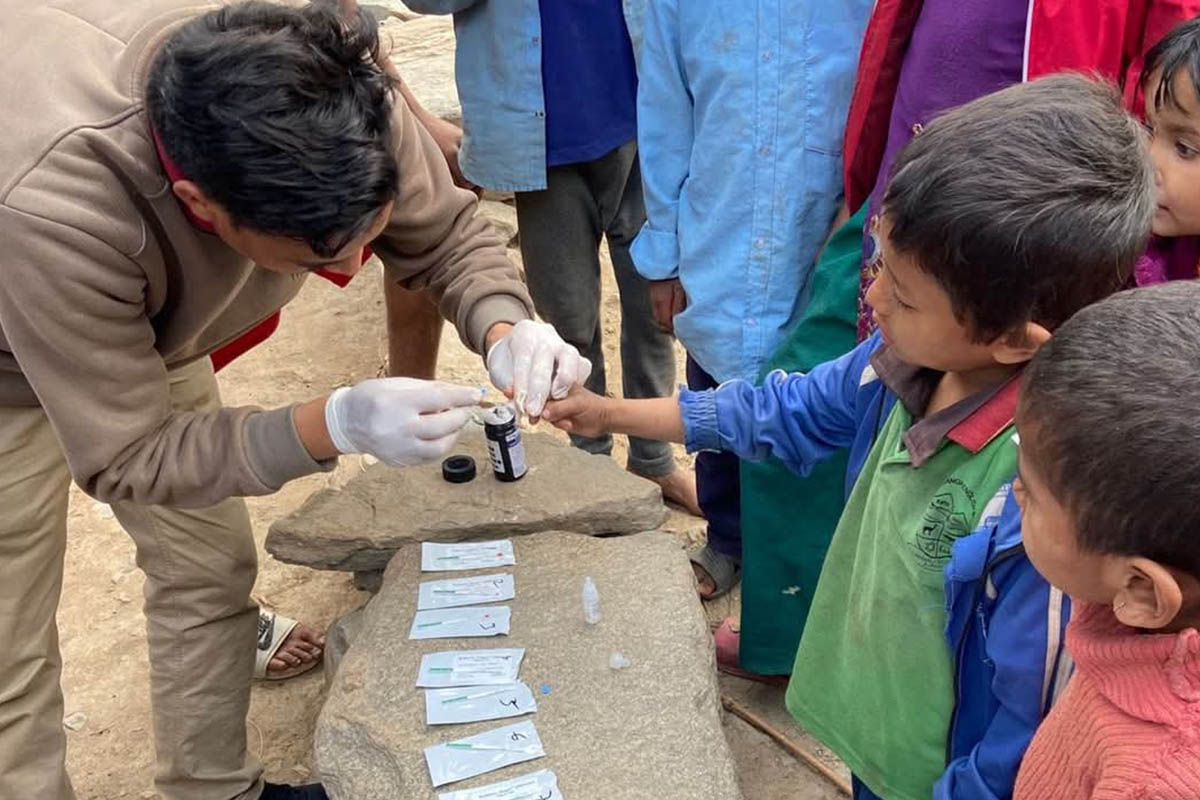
left=911, top=478, right=977, bottom=570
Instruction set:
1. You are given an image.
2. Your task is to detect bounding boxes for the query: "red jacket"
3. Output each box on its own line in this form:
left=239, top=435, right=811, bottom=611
left=844, top=0, right=1200, bottom=212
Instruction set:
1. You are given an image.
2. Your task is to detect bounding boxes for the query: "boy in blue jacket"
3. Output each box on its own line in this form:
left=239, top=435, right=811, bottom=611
left=543, top=74, right=1153, bottom=800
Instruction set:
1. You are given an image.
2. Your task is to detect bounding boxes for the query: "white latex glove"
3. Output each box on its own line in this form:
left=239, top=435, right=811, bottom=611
left=324, top=378, right=482, bottom=467
left=486, top=320, right=592, bottom=418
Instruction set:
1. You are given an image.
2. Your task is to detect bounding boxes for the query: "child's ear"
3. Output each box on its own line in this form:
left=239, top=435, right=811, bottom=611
left=991, top=322, right=1052, bottom=365
left=171, top=180, right=218, bottom=223
left=1113, top=557, right=1184, bottom=630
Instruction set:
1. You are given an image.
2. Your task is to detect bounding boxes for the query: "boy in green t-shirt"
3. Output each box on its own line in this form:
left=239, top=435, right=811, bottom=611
left=541, top=74, right=1155, bottom=800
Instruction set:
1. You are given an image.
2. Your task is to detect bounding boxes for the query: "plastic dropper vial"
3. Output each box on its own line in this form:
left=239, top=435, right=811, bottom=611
left=582, top=576, right=601, bottom=625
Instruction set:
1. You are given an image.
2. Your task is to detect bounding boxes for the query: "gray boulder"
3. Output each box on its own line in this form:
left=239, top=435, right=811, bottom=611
left=316, top=530, right=743, bottom=800
left=266, top=431, right=666, bottom=571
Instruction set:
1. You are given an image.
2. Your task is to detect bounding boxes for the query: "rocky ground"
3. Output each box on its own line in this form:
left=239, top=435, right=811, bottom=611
left=56, top=6, right=846, bottom=798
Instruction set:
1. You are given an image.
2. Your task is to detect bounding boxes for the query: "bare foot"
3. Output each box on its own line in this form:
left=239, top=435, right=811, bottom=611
left=692, top=561, right=718, bottom=598
left=631, top=467, right=703, bottom=518
left=267, top=622, right=325, bottom=677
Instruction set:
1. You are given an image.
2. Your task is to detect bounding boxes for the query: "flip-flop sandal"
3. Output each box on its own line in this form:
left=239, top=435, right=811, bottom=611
left=690, top=545, right=742, bottom=600
left=255, top=610, right=321, bottom=681
left=709, top=617, right=789, bottom=687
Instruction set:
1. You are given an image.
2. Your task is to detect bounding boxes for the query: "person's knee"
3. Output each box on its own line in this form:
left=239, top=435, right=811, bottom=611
left=222, top=523, right=259, bottom=599
left=127, top=500, right=259, bottom=613
left=606, top=210, right=643, bottom=250
left=385, top=282, right=439, bottom=322
left=203, top=508, right=259, bottom=612
left=0, top=646, right=63, bottom=700
left=2, top=500, right=68, bottom=556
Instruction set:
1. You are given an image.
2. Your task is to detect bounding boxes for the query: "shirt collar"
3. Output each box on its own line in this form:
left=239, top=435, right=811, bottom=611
left=1068, top=602, right=1200, bottom=726
left=869, top=345, right=1022, bottom=467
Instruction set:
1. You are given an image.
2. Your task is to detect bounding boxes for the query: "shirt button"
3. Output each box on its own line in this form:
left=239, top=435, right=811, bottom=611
left=754, top=237, right=767, bottom=249
left=532, top=36, right=540, bottom=44
left=759, top=145, right=770, bottom=156
left=747, top=318, right=757, bottom=328
left=761, top=51, right=773, bottom=62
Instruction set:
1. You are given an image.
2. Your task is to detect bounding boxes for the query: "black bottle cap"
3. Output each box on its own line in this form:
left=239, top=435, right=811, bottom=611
left=441, top=455, right=477, bottom=484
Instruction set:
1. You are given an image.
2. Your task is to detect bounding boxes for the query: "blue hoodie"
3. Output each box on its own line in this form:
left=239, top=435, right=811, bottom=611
left=937, top=485, right=1072, bottom=800
left=680, top=333, right=1072, bottom=799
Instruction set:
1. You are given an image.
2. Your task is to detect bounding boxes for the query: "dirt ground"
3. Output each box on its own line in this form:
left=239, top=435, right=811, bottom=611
left=59, top=238, right=844, bottom=798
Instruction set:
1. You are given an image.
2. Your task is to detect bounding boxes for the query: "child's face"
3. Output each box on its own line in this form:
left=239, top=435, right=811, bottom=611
left=1014, top=427, right=1118, bottom=603
left=866, top=218, right=1017, bottom=374
left=1145, top=70, right=1200, bottom=237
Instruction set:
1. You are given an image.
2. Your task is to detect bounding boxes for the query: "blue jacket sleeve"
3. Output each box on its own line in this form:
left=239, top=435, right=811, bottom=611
left=628, top=0, right=691, bottom=281
left=935, top=498, right=1070, bottom=800
left=679, top=337, right=877, bottom=476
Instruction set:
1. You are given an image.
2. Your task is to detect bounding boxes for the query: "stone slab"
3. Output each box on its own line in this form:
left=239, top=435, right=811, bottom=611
left=266, top=431, right=666, bottom=571
left=324, top=606, right=367, bottom=690
left=315, top=531, right=743, bottom=800
left=352, top=570, right=384, bottom=594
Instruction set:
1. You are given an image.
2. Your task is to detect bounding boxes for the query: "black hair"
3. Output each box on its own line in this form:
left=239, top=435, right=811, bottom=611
left=1141, top=16, right=1200, bottom=112
left=883, top=73, right=1155, bottom=341
left=146, top=0, right=398, bottom=257
left=1020, top=281, right=1200, bottom=578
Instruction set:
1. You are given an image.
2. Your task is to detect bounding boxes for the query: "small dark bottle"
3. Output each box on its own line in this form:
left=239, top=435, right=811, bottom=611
left=482, top=405, right=528, bottom=481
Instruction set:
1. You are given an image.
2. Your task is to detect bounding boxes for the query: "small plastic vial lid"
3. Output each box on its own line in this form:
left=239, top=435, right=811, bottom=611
left=441, top=455, right=477, bottom=484
left=482, top=404, right=515, bottom=426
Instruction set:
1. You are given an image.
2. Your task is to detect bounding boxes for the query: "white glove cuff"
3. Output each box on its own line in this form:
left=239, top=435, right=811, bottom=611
left=485, top=338, right=504, bottom=371
left=323, top=386, right=357, bottom=455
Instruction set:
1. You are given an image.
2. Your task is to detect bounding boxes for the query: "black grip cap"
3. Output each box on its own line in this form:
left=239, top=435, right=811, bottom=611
left=441, top=455, right=477, bottom=484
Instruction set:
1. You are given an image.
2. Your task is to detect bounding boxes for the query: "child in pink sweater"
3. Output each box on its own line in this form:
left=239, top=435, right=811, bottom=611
left=1012, top=282, right=1200, bottom=800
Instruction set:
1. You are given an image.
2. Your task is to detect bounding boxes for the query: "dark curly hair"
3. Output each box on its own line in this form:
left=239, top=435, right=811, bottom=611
left=146, top=0, right=398, bottom=257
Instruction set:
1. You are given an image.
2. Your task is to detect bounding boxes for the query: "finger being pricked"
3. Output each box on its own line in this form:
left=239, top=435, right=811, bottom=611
left=539, top=400, right=574, bottom=431
left=540, top=387, right=589, bottom=426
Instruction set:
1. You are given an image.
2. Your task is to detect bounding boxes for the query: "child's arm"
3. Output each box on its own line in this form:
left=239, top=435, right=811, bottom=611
left=935, top=487, right=1071, bottom=800
left=542, top=390, right=685, bottom=444
left=628, top=0, right=692, bottom=283
left=545, top=338, right=877, bottom=475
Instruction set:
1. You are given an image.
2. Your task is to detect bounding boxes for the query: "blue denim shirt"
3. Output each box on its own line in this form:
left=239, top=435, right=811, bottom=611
left=406, top=0, right=645, bottom=192
left=631, top=0, right=871, bottom=383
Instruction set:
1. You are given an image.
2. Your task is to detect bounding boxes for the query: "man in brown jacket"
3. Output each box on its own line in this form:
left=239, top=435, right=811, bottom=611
left=0, top=2, right=590, bottom=799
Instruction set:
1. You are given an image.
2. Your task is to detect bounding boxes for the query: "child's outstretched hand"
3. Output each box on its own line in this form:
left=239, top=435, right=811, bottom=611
left=541, top=386, right=612, bottom=438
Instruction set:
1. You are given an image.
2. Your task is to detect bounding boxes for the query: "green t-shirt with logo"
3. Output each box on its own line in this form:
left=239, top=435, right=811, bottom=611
left=785, top=402, right=1018, bottom=800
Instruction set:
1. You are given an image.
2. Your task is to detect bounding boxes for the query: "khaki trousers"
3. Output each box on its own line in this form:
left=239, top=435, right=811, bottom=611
left=0, top=358, right=264, bottom=800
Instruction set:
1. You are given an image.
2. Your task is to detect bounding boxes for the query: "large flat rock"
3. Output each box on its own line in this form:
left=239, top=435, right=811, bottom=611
left=267, top=431, right=666, bottom=571
left=316, top=531, right=743, bottom=800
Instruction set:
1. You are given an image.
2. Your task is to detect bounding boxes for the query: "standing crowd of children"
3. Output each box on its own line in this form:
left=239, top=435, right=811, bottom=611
left=437, top=2, right=1200, bottom=798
